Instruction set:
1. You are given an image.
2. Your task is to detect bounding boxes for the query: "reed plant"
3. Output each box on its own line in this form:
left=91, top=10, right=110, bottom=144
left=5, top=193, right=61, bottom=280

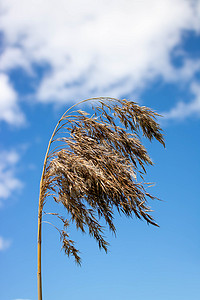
left=37, top=97, right=165, bottom=299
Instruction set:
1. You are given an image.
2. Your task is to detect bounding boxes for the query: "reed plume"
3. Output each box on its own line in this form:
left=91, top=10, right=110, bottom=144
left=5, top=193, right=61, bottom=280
left=37, top=97, right=165, bottom=299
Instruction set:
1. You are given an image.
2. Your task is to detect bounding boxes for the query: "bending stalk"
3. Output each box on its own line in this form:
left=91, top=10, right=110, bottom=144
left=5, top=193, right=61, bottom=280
left=37, top=98, right=99, bottom=299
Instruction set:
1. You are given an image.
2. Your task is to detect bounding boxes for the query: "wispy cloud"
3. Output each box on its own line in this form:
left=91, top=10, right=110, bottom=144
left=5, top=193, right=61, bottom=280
left=163, top=82, right=200, bottom=120
left=0, top=0, right=200, bottom=122
left=0, top=74, right=25, bottom=125
left=0, top=236, right=11, bottom=251
left=0, top=150, right=23, bottom=206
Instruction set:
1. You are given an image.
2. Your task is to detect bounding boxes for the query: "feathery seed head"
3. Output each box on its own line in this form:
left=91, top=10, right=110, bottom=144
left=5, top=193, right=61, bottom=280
left=40, top=98, right=165, bottom=263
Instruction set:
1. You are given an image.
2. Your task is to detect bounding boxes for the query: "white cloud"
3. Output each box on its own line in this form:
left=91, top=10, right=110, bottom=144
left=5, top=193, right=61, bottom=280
left=0, top=236, right=11, bottom=251
left=163, top=82, right=200, bottom=120
left=0, top=47, right=31, bottom=73
left=0, top=0, right=200, bottom=117
left=0, top=73, right=25, bottom=125
left=0, top=150, right=22, bottom=205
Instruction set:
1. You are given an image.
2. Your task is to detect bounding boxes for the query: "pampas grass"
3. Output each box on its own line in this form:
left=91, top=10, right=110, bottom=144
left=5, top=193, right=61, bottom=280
left=37, top=97, right=165, bottom=299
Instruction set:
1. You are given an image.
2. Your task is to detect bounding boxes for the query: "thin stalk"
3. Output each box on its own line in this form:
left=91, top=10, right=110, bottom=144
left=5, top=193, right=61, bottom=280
left=37, top=202, right=42, bottom=300
left=37, top=97, right=110, bottom=299
left=37, top=116, right=64, bottom=300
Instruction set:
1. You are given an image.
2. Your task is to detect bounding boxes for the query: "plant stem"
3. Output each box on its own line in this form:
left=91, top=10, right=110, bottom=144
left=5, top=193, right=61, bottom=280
left=37, top=97, right=115, bottom=299
left=37, top=198, right=42, bottom=300
left=37, top=111, right=68, bottom=300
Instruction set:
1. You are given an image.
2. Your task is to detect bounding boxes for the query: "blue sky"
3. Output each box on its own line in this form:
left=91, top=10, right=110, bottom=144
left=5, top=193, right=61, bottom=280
left=0, top=0, right=200, bottom=299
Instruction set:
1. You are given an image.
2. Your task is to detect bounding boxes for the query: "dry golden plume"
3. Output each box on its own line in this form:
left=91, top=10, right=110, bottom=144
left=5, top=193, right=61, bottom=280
left=38, top=97, right=165, bottom=267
